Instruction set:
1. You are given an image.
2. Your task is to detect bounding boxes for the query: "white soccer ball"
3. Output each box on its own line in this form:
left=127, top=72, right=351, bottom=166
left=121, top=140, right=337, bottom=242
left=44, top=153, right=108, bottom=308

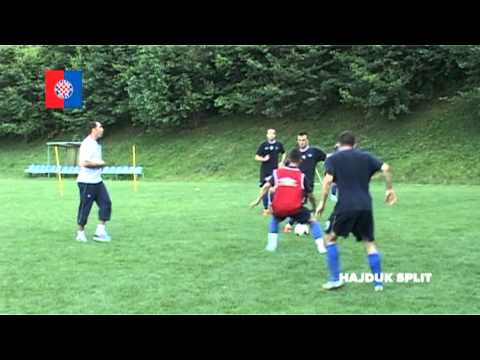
left=294, top=223, right=310, bottom=236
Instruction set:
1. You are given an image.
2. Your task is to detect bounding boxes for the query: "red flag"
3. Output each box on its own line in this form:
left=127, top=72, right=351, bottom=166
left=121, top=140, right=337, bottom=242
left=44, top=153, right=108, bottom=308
left=45, top=70, right=65, bottom=108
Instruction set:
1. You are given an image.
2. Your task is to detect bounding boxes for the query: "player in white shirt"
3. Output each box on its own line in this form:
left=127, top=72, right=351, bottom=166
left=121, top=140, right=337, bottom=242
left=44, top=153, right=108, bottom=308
left=75, top=121, right=112, bottom=243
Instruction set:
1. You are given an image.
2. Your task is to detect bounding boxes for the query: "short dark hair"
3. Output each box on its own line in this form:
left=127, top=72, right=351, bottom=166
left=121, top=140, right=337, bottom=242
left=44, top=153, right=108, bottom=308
left=338, top=130, right=355, bottom=146
left=287, top=148, right=303, bottom=164
left=297, top=132, right=308, bottom=137
left=88, top=121, right=99, bottom=133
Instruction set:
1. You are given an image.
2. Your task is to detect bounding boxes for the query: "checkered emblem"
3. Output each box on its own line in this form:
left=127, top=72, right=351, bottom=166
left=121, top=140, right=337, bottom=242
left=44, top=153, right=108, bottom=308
left=54, top=79, right=74, bottom=100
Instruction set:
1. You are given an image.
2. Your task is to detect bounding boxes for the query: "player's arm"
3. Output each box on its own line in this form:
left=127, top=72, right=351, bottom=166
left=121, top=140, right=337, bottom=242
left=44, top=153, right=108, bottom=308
left=380, top=163, right=397, bottom=205
left=255, top=154, right=270, bottom=162
left=80, top=159, right=106, bottom=168
left=315, top=173, right=333, bottom=218
left=303, top=176, right=316, bottom=209
left=306, top=192, right=317, bottom=211
left=250, top=182, right=272, bottom=208
left=78, top=146, right=106, bottom=168
left=255, top=144, right=270, bottom=162
left=279, top=152, right=286, bottom=167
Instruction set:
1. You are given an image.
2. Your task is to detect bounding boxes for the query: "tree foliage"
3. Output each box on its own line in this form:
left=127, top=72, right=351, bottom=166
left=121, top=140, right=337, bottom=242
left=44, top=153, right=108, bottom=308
left=0, top=45, right=478, bottom=138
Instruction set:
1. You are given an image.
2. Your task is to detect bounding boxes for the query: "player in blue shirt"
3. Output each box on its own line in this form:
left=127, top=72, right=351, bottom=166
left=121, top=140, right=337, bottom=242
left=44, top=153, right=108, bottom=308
left=255, top=129, right=286, bottom=216
left=315, top=131, right=397, bottom=291
left=283, top=132, right=326, bottom=235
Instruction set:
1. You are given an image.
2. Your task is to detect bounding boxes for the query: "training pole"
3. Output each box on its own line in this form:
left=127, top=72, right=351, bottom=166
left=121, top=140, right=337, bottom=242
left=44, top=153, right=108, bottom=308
left=54, top=145, right=64, bottom=197
left=132, top=145, right=138, bottom=192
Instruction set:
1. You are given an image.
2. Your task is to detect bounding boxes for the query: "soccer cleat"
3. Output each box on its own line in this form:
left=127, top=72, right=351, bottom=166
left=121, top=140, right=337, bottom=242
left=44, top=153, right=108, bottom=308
left=76, top=232, right=88, bottom=242
left=322, top=280, right=345, bottom=290
left=374, top=285, right=384, bottom=292
left=262, top=209, right=270, bottom=216
left=93, top=233, right=111, bottom=242
left=283, top=224, right=293, bottom=233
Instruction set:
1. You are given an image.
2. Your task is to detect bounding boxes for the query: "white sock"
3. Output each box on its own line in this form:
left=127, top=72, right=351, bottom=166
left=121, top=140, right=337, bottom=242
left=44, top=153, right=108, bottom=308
left=77, top=230, right=85, bottom=235
left=315, top=238, right=326, bottom=251
left=96, top=224, right=106, bottom=235
left=266, top=233, right=278, bottom=251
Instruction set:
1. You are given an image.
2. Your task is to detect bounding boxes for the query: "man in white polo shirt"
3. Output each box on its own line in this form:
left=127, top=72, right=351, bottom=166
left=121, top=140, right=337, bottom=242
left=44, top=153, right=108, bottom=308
left=76, top=121, right=112, bottom=243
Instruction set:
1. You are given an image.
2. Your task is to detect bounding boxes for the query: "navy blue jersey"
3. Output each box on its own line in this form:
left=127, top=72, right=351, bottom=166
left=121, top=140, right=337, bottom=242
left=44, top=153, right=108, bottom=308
left=256, top=141, right=285, bottom=183
left=298, top=147, right=326, bottom=185
left=324, top=149, right=383, bottom=212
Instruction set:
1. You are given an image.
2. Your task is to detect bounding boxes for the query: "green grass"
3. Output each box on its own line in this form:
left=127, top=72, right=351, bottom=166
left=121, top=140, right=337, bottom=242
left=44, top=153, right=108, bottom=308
left=1, top=101, right=480, bottom=184
left=2, top=178, right=479, bottom=314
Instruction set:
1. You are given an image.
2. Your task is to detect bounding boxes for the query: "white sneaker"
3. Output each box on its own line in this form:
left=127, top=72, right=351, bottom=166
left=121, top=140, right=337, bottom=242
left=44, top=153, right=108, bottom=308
left=93, top=233, right=111, bottom=242
left=374, top=285, right=384, bottom=292
left=315, top=239, right=327, bottom=254
left=76, top=232, right=87, bottom=242
left=322, top=280, right=345, bottom=290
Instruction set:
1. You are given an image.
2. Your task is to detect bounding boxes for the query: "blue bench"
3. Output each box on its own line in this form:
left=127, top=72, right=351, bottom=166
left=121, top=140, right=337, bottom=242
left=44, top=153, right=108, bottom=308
left=103, top=166, right=143, bottom=175
left=25, top=164, right=143, bottom=176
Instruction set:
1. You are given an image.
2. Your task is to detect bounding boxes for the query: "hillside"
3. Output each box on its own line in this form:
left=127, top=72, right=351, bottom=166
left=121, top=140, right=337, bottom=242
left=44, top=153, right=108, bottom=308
left=1, top=101, right=479, bottom=184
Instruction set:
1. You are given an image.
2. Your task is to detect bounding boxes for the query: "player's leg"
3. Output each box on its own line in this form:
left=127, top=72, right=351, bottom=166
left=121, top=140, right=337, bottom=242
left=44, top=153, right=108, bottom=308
left=93, top=182, right=112, bottom=242
left=322, top=231, right=344, bottom=289
left=262, top=192, right=269, bottom=213
left=266, top=215, right=283, bottom=252
left=322, top=211, right=355, bottom=290
left=286, top=193, right=311, bottom=233
left=303, top=210, right=326, bottom=254
left=354, top=211, right=383, bottom=291
left=260, top=180, right=270, bottom=216
left=363, top=240, right=383, bottom=291
left=76, top=183, right=95, bottom=242
left=283, top=217, right=294, bottom=233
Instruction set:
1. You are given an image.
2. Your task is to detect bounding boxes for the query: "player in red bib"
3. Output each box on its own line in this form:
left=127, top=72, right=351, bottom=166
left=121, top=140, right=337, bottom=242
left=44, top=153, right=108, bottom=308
left=250, top=149, right=326, bottom=253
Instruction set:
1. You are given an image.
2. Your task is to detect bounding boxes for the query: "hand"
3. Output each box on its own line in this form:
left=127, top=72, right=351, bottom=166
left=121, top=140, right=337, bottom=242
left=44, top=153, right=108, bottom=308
left=263, top=154, right=270, bottom=162
left=385, top=189, right=397, bottom=205
left=315, top=203, right=325, bottom=218
left=250, top=199, right=260, bottom=208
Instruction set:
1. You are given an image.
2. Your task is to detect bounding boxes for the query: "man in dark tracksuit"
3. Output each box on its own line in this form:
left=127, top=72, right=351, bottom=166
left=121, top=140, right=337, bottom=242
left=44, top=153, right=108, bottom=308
left=75, top=121, right=112, bottom=243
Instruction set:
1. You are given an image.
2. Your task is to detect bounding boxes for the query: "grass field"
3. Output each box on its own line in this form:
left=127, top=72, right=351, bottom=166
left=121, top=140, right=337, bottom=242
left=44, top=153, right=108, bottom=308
left=2, top=177, right=479, bottom=314
left=2, top=101, right=480, bottom=185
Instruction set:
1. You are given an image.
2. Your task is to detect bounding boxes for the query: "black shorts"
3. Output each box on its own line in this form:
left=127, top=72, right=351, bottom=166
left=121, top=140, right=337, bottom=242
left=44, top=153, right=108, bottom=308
left=274, top=207, right=312, bottom=224
left=259, top=175, right=272, bottom=187
left=326, top=210, right=375, bottom=241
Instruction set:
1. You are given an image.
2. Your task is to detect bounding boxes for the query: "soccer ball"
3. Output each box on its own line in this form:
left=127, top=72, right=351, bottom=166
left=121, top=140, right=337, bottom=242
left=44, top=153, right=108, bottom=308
left=294, top=223, right=310, bottom=236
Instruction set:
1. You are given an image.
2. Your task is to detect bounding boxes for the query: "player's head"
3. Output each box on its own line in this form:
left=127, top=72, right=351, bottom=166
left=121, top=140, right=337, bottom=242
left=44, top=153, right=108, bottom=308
left=89, top=121, right=104, bottom=139
left=287, top=148, right=303, bottom=165
left=266, top=128, right=276, bottom=142
left=338, top=130, right=355, bottom=147
left=297, top=132, right=309, bottom=149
